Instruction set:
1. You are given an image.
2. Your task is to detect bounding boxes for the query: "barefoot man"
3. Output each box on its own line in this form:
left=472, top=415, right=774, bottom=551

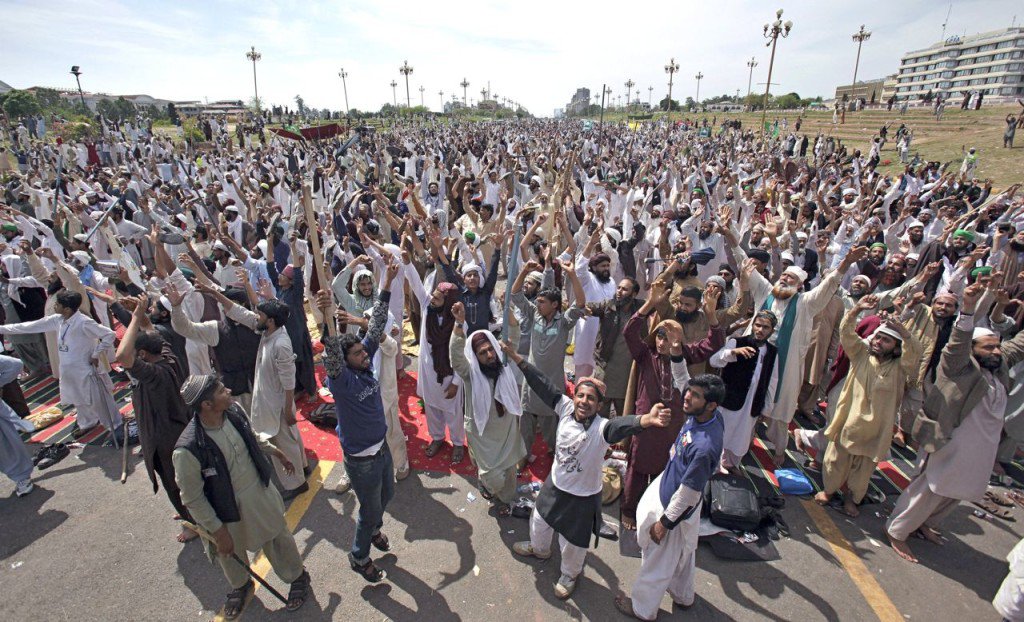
left=814, top=295, right=919, bottom=517
left=887, top=283, right=1024, bottom=561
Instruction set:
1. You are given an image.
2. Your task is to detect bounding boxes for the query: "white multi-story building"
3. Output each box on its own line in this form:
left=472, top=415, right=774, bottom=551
left=894, top=27, right=1024, bottom=103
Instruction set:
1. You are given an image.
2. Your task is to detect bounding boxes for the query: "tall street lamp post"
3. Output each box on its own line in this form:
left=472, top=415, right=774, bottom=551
left=760, top=9, right=793, bottom=135
left=460, top=78, right=469, bottom=106
left=390, top=80, right=398, bottom=107
left=665, top=57, right=680, bottom=115
left=851, top=25, right=872, bottom=94
left=246, top=46, right=262, bottom=108
left=338, top=68, right=349, bottom=115
left=624, top=79, right=635, bottom=110
left=746, top=56, right=758, bottom=99
left=69, top=66, right=87, bottom=109
left=399, top=61, right=413, bottom=107
left=694, top=72, right=704, bottom=110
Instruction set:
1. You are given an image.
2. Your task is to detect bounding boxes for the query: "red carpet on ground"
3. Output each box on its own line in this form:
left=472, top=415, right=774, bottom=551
left=296, top=366, right=552, bottom=482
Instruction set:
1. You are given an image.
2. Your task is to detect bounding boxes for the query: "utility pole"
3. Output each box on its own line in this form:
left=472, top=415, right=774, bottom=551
left=598, top=84, right=609, bottom=139
left=419, top=85, right=425, bottom=107
left=390, top=80, right=397, bottom=107
left=399, top=61, right=413, bottom=107
left=624, top=79, right=635, bottom=110
left=647, top=85, right=653, bottom=106
left=694, top=72, right=704, bottom=109
left=438, top=90, right=444, bottom=109
left=338, top=68, right=349, bottom=115
left=460, top=78, right=469, bottom=106
left=246, top=46, right=262, bottom=108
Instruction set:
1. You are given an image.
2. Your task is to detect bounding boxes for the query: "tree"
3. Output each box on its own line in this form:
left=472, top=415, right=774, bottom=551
left=1, top=90, right=41, bottom=118
left=166, top=102, right=179, bottom=125
left=294, top=95, right=306, bottom=117
left=658, top=96, right=680, bottom=111
left=774, top=92, right=802, bottom=110
left=33, top=88, right=64, bottom=111
left=113, top=96, right=136, bottom=120
left=247, top=96, right=264, bottom=112
left=379, top=103, right=397, bottom=116
left=684, top=97, right=696, bottom=110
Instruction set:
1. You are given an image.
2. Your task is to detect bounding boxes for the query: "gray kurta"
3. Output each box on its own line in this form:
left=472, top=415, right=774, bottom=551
left=451, top=331, right=525, bottom=502
left=512, top=291, right=583, bottom=417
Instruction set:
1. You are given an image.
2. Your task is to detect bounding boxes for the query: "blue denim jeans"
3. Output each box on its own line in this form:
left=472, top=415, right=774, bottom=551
left=344, top=444, right=394, bottom=565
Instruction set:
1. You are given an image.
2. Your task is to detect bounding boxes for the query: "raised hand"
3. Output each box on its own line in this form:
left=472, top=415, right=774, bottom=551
left=451, top=301, right=466, bottom=324
left=733, top=346, right=758, bottom=359
left=856, top=293, right=880, bottom=311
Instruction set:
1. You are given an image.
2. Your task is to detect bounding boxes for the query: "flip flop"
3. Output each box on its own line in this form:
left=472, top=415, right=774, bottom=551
left=986, top=489, right=1014, bottom=508
left=286, top=570, right=310, bottom=612
left=973, top=500, right=1015, bottom=520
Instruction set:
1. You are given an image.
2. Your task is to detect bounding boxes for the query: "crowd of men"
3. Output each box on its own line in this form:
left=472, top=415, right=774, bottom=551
left=1, top=108, right=1024, bottom=620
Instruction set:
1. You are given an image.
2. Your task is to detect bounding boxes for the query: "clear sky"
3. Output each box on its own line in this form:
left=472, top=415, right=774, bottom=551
left=1, top=0, right=1019, bottom=116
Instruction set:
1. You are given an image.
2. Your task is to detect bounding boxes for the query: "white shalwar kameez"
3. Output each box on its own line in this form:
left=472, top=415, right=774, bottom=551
left=572, top=256, right=616, bottom=376
left=408, top=268, right=465, bottom=446
left=0, top=312, right=121, bottom=431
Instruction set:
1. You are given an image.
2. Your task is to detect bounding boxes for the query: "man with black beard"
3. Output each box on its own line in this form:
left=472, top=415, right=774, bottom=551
left=909, top=228, right=975, bottom=298
left=887, top=283, right=1024, bottom=563
left=166, top=285, right=261, bottom=414
left=586, top=277, right=644, bottom=417
left=191, top=288, right=308, bottom=499
left=573, top=251, right=616, bottom=378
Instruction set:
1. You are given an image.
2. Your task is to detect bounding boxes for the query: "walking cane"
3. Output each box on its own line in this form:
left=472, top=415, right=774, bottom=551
left=120, top=417, right=131, bottom=483
left=179, top=521, right=289, bottom=605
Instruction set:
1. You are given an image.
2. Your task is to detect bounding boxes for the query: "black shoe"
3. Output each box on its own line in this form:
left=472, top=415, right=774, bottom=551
left=370, top=532, right=391, bottom=552
left=71, top=423, right=97, bottom=439
left=598, top=521, right=619, bottom=541
left=37, top=443, right=70, bottom=470
left=281, top=482, right=310, bottom=501
left=510, top=504, right=532, bottom=519
left=350, top=558, right=387, bottom=583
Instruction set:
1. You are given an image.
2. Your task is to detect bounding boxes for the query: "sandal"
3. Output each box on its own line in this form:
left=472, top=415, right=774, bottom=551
left=479, top=485, right=494, bottom=502
left=973, top=500, right=1015, bottom=520
left=424, top=440, right=445, bottom=458
left=286, top=570, right=310, bottom=612
left=451, top=445, right=465, bottom=465
left=371, top=532, right=391, bottom=552
left=350, top=558, right=387, bottom=583
left=496, top=503, right=512, bottom=517
left=986, top=489, right=1014, bottom=508
left=222, top=580, right=254, bottom=620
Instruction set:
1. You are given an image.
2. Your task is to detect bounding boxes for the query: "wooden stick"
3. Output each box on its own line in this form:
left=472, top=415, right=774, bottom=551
left=301, top=180, right=337, bottom=338
left=180, top=521, right=289, bottom=605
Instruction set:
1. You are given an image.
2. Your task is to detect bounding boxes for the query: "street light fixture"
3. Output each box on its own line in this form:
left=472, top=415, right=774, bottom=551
left=399, top=61, right=413, bottom=107
left=694, top=72, right=704, bottom=109
left=664, top=57, right=680, bottom=114
left=419, top=85, right=425, bottom=107
left=438, top=90, right=444, bottom=109
left=460, top=78, right=469, bottom=106
left=851, top=25, right=872, bottom=95
left=69, top=65, right=87, bottom=109
left=624, top=79, right=635, bottom=109
left=246, top=46, right=262, bottom=109
left=647, top=85, right=653, bottom=106
left=746, top=56, right=758, bottom=99
left=760, top=9, right=793, bottom=135
left=338, top=68, right=349, bottom=115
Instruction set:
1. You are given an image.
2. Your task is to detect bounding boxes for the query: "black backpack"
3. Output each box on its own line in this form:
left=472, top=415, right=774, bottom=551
left=705, top=474, right=762, bottom=532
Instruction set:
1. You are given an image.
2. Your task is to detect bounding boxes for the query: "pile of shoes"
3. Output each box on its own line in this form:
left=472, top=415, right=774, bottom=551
left=33, top=443, right=70, bottom=470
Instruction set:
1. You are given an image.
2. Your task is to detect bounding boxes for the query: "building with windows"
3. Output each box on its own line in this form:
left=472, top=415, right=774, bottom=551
left=565, top=88, right=591, bottom=115
left=834, top=78, right=887, bottom=104
left=894, top=27, right=1024, bottom=103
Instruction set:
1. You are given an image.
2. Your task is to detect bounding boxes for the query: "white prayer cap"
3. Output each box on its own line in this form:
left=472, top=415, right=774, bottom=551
left=842, top=188, right=857, bottom=196
left=72, top=233, right=90, bottom=243
left=70, top=250, right=91, bottom=266
left=871, top=324, right=904, bottom=343
left=780, top=251, right=795, bottom=264
left=907, top=252, right=920, bottom=261
left=907, top=219, right=924, bottom=229
left=795, top=231, right=808, bottom=240
left=524, top=271, right=544, bottom=286
left=256, top=240, right=268, bottom=257
left=604, top=228, right=622, bottom=245
left=461, top=262, right=483, bottom=278
left=530, top=175, right=543, bottom=186
left=972, top=327, right=997, bottom=341
left=159, top=296, right=173, bottom=312
left=852, top=274, right=872, bottom=286
left=212, top=240, right=230, bottom=252
left=782, top=265, right=808, bottom=283
left=224, top=204, right=239, bottom=213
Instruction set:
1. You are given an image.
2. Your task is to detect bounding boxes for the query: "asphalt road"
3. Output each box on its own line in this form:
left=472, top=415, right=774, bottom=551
left=1, top=439, right=1019, bottom=622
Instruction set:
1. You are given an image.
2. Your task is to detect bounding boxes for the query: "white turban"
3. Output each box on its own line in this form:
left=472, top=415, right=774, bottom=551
left=782, top=265, right=808, bottom=283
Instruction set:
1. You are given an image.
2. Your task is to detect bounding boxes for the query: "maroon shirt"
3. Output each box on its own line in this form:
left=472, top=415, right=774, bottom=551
left=623, top=310, right=724, bottom=474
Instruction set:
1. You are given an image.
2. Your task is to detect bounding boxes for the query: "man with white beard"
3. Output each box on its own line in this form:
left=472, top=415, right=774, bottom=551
left=736, top=243, right=867, bottom=466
